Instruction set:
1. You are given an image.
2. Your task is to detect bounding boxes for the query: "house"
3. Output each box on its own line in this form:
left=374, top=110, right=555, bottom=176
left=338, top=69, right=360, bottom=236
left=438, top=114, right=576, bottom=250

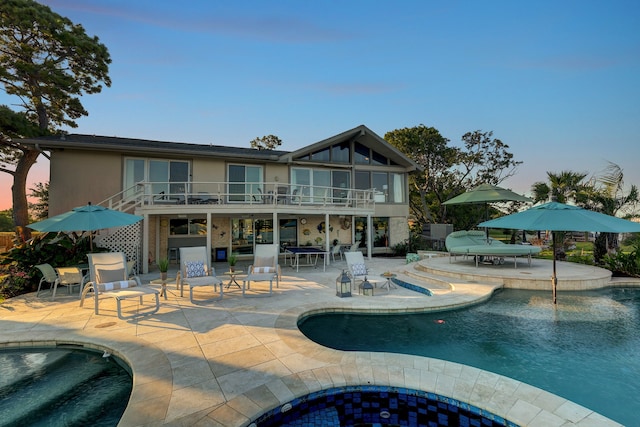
left=23, top=125, right=419, bottom=273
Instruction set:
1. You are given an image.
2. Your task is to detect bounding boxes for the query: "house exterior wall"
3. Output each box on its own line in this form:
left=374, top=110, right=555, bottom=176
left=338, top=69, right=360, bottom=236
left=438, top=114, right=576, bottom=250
left=49, top=150, right=122, bottom=215
left=36, top=125, right=420, bottom=271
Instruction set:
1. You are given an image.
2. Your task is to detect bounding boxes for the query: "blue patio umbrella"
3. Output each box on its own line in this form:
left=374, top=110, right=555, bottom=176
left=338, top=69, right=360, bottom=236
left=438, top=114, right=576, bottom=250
left=478, top=201, right=640, bottom=303
left=28, top=203, right=142, bottom=249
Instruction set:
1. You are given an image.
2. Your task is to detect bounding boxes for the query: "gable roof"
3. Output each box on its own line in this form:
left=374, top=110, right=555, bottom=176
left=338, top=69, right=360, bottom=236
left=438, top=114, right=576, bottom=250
left=284, top=124, right=420, bottom=171
left=21, top=124, right=420, bottom=170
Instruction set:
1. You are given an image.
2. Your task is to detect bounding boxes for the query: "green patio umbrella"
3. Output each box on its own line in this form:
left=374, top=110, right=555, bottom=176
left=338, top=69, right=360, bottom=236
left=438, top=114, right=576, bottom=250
left=28, top=203, right=142, bottom=249
left=443, top=183, right=532, bottom=205
left=444, top=183, right=532, bottom=239
left=478, top=201, right=640, bottom=303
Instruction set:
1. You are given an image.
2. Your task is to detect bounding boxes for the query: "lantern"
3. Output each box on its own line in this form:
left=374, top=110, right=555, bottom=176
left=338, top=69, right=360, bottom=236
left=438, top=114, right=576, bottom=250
left=359, top=277, right=374, bottom=296
left=336, top=269, right=352, bottom=298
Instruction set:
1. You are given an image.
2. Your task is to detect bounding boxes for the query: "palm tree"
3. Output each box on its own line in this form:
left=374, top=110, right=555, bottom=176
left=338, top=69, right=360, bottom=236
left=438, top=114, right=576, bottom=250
left=531, top=170, right=589, bottom=204
left=586, top=162, right=639, bottom=262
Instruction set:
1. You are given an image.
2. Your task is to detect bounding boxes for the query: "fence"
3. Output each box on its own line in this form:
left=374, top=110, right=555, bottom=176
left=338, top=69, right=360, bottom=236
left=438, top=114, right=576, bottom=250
left=0, top=232, right=15, bottom=252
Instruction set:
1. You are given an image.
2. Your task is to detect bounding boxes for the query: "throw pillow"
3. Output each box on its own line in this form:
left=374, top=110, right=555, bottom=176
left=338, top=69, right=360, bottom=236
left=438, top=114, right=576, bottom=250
left=351, top=263, right=367, bottom=276
left=97, top=268, right=126, bottom=283
left=185, top=261, right=206, bottom=278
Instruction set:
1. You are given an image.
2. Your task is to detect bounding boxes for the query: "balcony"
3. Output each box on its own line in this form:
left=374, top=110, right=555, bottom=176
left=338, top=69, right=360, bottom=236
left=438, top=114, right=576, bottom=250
left=102, top=181, right=376, bottom=216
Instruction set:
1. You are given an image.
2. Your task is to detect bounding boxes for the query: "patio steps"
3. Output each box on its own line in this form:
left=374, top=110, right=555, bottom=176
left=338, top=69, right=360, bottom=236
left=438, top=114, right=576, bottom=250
left=397, top=258, right=500, bottom=295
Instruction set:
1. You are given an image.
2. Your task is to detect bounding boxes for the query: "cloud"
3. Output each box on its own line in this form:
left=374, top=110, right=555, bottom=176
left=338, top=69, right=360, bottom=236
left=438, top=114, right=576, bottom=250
left=43, top=0, right=354, bottom=43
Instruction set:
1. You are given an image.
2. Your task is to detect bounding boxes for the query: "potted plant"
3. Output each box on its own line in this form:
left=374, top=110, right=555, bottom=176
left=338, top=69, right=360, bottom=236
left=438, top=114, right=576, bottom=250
left=157, top=258, right=169, bottom=281
left=227, top=253, right=237, bottom=272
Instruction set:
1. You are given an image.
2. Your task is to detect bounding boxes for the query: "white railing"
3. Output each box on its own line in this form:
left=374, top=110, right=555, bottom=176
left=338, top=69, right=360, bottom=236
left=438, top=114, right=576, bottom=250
left=100, top=181, right=376, bottom=211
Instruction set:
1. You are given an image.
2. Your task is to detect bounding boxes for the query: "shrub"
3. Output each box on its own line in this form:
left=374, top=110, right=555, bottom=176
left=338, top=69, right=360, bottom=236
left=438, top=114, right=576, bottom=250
left=0, top=266, right=33, bottom=300
left=602, top=242, right=640, bottom=277
left=0, top=232, right=101, bottom=299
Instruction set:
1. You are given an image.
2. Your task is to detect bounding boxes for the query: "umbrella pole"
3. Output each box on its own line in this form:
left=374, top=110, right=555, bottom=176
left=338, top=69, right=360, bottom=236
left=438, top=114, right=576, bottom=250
left=552, top=232, right=557, bottom=304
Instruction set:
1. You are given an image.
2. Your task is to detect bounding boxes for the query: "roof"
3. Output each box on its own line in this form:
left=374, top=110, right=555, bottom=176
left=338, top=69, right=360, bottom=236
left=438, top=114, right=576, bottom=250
left=21, top=124, right=421, bottom=170
left=22, top=134, right=286, bottom=161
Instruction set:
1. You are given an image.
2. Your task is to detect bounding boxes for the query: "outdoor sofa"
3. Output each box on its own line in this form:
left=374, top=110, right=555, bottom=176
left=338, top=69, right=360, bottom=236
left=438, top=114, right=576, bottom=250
left=445, top=230, right=541, bottom=268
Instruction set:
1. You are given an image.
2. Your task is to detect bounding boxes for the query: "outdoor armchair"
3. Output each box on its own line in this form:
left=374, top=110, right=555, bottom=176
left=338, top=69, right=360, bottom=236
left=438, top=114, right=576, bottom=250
left=243, top=244, right=280, bottom=297
left=177, top=246, right=223, bottom=303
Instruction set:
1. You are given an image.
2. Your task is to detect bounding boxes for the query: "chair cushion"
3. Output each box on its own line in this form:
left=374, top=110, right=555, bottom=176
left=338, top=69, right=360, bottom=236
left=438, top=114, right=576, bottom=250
left=97, top=280, right=137, bottom=292
left=185, top=261, right=206, bottom=278
left=97, top=268, right=126, bottom=283
left=253, top=266, right=274, bottom=274
left=351, top=263, right=367, bottom=276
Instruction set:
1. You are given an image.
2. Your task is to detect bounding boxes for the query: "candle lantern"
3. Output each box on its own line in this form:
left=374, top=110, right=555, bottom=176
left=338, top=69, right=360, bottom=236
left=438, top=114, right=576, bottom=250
left=360, top=277, right=374, bottom=296
left=336, top=269, right=352, bottom=298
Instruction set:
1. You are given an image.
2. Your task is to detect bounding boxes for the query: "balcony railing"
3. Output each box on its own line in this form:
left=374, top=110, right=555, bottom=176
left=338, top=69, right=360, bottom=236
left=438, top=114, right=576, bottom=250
left=101, top=181, right=376, bottom=212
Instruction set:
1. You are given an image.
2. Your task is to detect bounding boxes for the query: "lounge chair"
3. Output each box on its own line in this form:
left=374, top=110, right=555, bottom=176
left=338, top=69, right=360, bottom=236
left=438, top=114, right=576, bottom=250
left=243, top=244, right=280, bottom=297
left=80, top=252, right=160, bottom=319
left=344, top=251, right=372, bottom=287
left=445, top=230, right=542, bottom=268
left=177, top=246, right=223, bottom=303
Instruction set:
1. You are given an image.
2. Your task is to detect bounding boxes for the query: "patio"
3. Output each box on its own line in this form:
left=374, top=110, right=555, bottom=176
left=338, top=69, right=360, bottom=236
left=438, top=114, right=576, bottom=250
left=0, top=256, right=625, bottom=426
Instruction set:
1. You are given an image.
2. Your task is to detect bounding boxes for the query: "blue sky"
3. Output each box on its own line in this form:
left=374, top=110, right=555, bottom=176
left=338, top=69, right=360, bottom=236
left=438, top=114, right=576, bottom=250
left=2, top=0, right=639, bottom=210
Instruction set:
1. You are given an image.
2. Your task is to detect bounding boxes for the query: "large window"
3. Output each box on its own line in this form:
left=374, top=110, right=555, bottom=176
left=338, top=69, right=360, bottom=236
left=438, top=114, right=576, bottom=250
left=355, top=171, right=405, bottom=203
left=169, top=218, right=207, bottom=235
left=228, top=165, right=263, bottom=202
left=354, top=217, right=390, bottom=249
left=291, top=168, right=350, bottom=203
left=124, top=158, right=189, bottom=199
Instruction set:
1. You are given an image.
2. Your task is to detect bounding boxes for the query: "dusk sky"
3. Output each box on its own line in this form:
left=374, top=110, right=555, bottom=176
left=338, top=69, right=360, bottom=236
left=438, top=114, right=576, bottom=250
left=2, top=0, right=639, bottom=211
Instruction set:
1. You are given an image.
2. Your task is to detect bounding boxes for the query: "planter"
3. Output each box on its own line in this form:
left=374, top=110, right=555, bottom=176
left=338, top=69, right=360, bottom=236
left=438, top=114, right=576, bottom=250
left=160, top=272, right=168, bottom=281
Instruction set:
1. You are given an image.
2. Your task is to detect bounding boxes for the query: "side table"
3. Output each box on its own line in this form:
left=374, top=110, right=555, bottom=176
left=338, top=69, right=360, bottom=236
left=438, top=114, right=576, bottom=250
left=150, top=277, right=174, bottom=300
left=380, top=273, right=397, bottom=292
left=224, top=270, right=243, bottom=289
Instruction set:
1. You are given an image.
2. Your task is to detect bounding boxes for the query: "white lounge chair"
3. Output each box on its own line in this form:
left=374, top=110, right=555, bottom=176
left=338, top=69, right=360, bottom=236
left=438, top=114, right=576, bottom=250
left=80, top=252, right=160, bottom=319
left=344, top=251, right=371, bottom=287
left=178, top=246, right=223, bottom=303
left=243, top=244, right=280, bottom=297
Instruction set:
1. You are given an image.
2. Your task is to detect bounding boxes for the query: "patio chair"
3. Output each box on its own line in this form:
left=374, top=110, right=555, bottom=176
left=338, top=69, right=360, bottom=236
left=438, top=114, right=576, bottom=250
left=55, top=266, right=85, bottom=296
left=35, top=264, right=61, bottom=300
left=243, top=244, right=280, bottom=297
left=344, top=251, right=372, bottom=287
left=178, top=246, right=223, bottom=303
left=80, top=252, right=160, bottom=319
left=331, top=243, right=343, bottom=262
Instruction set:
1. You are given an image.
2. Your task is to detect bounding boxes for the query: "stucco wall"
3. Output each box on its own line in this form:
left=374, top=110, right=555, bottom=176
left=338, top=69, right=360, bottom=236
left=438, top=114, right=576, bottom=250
left=49, top=150, right=122, bottom=215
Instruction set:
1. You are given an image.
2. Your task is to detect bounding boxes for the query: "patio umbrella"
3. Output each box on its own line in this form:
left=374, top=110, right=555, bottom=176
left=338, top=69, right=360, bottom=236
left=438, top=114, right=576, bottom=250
left=443, top=183, right=532, bottom=239
left=443, top=183, right=532, bottom=205
left=28, top=203, right=143, bottom=249
left=478, top=201, right=640, bottom=303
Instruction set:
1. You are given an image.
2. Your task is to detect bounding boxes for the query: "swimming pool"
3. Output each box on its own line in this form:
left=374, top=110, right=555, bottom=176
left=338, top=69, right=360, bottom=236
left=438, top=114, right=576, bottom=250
left=0, top=346, right=132, bottom=427
left=298, top=288, right=640, bottom=426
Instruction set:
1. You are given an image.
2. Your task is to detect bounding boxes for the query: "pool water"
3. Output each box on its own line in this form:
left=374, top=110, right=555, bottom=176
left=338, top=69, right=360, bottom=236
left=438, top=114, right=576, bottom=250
left=0, top=346, right=132, bottom=427
left=298, top=288, right=640, bottom=426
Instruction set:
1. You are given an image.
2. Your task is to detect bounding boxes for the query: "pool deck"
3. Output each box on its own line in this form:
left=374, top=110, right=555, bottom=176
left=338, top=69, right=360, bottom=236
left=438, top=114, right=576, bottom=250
left=1, top=254, right=635, bottom=427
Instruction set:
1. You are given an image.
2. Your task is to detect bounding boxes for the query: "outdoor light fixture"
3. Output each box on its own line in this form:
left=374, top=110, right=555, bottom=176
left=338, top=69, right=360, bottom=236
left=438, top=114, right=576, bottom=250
left=336, top=269, right=352, bottom=298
